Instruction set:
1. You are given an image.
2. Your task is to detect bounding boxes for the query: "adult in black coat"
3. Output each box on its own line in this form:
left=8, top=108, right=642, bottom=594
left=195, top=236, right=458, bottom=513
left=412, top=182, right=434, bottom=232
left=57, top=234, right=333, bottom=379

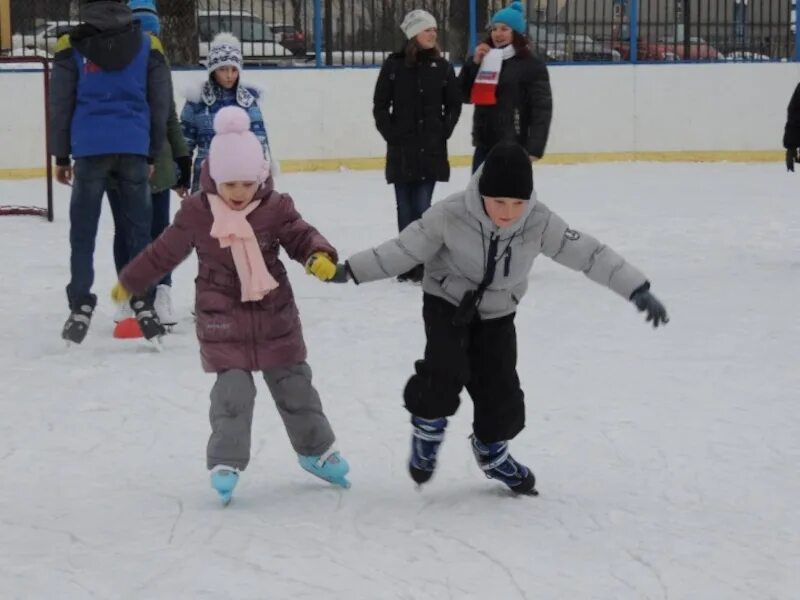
left=458, top=2, right=553, bottom=172
left=373, top=9, right=462, bottom=282
left=783, top=82, right=800, bottom=172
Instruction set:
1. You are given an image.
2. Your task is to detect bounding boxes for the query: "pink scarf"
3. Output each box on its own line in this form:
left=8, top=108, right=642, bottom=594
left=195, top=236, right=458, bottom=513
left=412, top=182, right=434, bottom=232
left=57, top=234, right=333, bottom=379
left=208, top=194, right=279, bottom=302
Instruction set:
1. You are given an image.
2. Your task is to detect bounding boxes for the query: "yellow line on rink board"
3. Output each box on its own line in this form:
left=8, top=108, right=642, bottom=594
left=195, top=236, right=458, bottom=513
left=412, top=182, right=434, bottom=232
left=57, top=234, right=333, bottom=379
left=0, top=168, right=50, bottom=179
left=0, top=150, right=784, bottom=179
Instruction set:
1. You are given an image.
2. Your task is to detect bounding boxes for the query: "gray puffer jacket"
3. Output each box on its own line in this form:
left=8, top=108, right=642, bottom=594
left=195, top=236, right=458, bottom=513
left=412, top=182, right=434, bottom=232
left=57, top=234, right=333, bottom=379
left=347, top=169, right=648, bottom=320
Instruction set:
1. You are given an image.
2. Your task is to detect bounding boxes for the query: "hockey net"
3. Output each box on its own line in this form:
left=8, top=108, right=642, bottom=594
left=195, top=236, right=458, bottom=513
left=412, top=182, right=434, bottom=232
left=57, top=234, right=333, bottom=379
left=0, top=55, right=53, bottom=221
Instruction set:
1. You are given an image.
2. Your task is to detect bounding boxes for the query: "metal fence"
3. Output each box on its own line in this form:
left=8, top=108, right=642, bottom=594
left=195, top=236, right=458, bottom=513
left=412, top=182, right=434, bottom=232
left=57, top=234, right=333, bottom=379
left=1, top=0, right=798, bottom=66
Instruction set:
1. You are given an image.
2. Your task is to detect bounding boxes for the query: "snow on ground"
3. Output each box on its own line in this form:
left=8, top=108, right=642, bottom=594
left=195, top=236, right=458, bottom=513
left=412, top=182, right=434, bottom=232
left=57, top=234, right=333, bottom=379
left=0, top=162, right=798, bottom=599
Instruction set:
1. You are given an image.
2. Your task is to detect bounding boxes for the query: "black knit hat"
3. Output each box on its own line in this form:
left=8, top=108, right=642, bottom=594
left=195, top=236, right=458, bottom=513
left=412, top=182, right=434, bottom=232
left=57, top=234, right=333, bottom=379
left=478, top=142, right=533, bottom=200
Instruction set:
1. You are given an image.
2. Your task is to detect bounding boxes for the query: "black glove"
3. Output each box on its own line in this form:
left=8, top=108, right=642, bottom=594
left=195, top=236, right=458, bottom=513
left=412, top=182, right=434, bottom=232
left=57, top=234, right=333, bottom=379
left=174, top=156, right=192, bottom=189
left=329, top=263, right=350, bottom=283
left=630, top=283, right=669, bottom=328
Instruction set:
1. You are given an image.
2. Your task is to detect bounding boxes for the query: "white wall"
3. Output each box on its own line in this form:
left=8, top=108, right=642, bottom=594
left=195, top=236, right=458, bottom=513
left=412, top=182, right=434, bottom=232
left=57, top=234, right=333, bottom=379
left=1, top=62, right=799, bottom=171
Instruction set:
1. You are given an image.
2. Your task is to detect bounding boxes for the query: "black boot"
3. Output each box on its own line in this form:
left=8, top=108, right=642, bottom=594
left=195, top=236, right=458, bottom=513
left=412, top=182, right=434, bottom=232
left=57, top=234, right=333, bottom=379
left=62, top=294, right=97, bottom=345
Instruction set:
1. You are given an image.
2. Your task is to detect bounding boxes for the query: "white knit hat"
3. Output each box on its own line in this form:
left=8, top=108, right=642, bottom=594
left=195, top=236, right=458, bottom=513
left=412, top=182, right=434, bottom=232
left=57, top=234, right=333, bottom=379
left=400, top=10, right=437, bottom=40
left=207, top=32, right=243, bottom=75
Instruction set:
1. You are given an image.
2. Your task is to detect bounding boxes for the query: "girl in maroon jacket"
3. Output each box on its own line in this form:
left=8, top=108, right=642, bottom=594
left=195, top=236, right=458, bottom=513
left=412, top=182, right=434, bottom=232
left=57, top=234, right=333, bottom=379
left=112, top=107, right=349, bottom=505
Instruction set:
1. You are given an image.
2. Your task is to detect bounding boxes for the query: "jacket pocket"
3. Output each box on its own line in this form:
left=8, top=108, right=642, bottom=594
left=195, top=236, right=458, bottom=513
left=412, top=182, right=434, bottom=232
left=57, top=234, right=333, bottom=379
left=195, top=287, right=235, bottom=315
left=195, top=289, right=239, bottom=343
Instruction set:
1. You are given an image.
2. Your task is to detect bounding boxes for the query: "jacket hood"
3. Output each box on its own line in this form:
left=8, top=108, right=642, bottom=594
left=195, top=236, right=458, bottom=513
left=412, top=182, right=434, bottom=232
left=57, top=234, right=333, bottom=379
left=464, top=166, right=537, bottom=238
left=72, top=2, right=142, bottom=71
left=79, top=1, right=134, bottom=30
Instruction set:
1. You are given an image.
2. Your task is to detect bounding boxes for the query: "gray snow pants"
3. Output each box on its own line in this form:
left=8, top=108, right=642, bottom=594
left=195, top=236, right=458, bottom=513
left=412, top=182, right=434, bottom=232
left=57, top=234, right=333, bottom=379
left=207, top=362, right=336, bottom=471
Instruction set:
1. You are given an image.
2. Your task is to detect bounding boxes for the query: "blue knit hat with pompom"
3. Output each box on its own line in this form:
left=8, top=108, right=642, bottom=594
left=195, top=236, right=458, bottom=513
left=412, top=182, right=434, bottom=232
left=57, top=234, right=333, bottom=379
left=491, top=1, right=526, bottom=35
left=128, top=0, right=160, bottom=36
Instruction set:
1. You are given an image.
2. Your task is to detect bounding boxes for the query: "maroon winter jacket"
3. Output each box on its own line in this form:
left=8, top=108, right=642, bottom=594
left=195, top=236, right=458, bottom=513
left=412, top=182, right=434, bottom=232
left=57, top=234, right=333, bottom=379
left=120, top=165, right=337, bottom=373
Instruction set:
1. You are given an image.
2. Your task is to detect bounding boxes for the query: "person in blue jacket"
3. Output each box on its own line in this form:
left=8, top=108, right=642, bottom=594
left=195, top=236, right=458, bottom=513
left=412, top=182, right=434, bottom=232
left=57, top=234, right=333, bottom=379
left=49, top=0, right=172, bottom=344
left=180, top=32, right=271, bottom=193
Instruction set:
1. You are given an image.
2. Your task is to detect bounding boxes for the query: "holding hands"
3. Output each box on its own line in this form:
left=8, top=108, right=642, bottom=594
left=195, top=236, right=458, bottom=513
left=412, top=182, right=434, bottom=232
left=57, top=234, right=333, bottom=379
left=305, top=252, right=349, bottom=283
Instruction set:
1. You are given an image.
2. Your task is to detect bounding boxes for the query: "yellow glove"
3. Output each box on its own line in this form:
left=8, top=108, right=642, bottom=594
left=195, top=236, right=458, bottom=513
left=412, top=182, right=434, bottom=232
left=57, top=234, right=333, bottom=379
left=305, top=252, right=337, bottom=281
left=111, top=281, right=132, bottom=304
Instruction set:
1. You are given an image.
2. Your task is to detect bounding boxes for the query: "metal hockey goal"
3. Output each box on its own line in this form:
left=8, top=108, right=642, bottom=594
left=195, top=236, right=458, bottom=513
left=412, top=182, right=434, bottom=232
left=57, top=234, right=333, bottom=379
left=0, top=55, right=53, bottom=221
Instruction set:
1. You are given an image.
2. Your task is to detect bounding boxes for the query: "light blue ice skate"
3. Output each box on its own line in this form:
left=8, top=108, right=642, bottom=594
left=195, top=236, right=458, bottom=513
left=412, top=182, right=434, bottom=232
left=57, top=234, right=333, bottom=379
left=210, top=465, right=240, bottom=506
left=298, top=447, right=351, bottom=489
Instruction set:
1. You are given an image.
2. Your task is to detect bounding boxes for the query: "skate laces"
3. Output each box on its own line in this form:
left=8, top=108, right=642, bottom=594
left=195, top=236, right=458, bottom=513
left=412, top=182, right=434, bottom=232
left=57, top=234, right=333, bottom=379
left=411, top=417, right=447, bottom=443
left=69, top=303, right=94, bottom=323
left=210, top=464, right=239, bottom=475
left=471, top=437, right=512, bottom=472
left=133, top=300, right=157, bottom=320
left=70, top=313, right=92, bottom=325
left=313, top=446, right=340, bottom=469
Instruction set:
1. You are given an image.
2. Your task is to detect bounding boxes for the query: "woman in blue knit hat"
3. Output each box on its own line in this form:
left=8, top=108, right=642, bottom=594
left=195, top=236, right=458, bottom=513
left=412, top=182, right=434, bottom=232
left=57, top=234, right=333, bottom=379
left=108, top=0, right=191, bottom=328
left=458, top=1, right=553, bottom=172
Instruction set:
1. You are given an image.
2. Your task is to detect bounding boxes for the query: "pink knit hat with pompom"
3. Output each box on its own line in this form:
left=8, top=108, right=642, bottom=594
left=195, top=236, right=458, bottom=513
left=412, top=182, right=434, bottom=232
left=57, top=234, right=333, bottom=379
left=208, top=106, right=270, bottom=185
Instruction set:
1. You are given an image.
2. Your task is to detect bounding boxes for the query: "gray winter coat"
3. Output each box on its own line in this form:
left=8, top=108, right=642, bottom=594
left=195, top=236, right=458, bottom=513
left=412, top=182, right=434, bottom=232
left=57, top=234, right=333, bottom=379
left=347, top=169, right=647, bottom=320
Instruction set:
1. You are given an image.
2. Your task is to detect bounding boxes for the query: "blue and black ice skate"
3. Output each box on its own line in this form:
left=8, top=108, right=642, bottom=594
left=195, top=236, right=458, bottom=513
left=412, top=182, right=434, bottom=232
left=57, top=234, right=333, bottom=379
left=210, top=465, right=240, bottom=506
left=409, top=416, right=448, bottom=485
left=470, top=435, right=538, bottom=496
left=298, top=448, right=351, bottom=489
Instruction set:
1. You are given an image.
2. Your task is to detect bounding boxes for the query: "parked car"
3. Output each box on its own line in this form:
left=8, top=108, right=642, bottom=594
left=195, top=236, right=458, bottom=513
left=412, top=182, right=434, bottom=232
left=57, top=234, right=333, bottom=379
left=528, top=24, right=618, bottom=62
left=655, top=36, right=725, bottom=61
left=267, top=24, right=307, bottom=57
left=725, top=51, right=772, bottom=62
left=197, top=10, right=295, bottom=64
left=601, top=34, right=723, bottom=61
left=12, top=21, right=79, bottom=55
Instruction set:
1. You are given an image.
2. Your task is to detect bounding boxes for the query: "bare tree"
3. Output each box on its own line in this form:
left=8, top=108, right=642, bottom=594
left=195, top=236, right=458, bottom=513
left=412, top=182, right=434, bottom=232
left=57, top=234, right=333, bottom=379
left=10, top=0, right=69, bottom=31
left=448, top=0, right=489, bottom=61
left=159, top=0, right=200, bottom=66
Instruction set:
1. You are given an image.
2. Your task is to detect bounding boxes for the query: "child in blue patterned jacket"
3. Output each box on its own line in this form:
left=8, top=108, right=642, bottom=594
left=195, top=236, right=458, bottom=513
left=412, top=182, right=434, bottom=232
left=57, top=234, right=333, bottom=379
left=180, top=32, right=271, bottom=192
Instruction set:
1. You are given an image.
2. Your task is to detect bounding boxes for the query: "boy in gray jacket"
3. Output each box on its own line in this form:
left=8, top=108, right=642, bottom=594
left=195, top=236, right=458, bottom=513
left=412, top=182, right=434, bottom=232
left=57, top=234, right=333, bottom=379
left=320, top=142, right=668, bottom=495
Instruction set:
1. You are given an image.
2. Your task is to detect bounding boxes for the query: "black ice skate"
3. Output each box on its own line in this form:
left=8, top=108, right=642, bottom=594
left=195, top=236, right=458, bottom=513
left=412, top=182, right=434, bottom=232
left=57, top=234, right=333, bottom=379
left=470, top=435, right=538, bottom=496
left=131, top=296, right=166, bottom=342
left=409, top=415, right=448, bottom=485
left=61, top=294, right=97, bottom=345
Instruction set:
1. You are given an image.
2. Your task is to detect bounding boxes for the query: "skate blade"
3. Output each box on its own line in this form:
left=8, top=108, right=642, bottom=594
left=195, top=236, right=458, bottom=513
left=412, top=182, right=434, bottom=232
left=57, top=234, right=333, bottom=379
left=511, top=486, right=539, bottom=497
left=318, top=474, right=351, bottom=489
left=217, top=492, right=233, bottom=506
left=146, top=337, right=164, bottom=352
left=306, top=471, right=351, bottom=489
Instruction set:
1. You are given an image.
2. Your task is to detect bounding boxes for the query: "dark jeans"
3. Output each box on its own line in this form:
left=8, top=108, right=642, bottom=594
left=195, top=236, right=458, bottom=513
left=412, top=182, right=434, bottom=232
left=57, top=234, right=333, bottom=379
left=403, top=294, right=525, bottom=443
left=394, top=180, right=436, bottom=232
left=66, top=155, right=152, bottom=308
left=472, top=146, right=490, bottom=173
left=109, top=187, right=171, bottom=286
